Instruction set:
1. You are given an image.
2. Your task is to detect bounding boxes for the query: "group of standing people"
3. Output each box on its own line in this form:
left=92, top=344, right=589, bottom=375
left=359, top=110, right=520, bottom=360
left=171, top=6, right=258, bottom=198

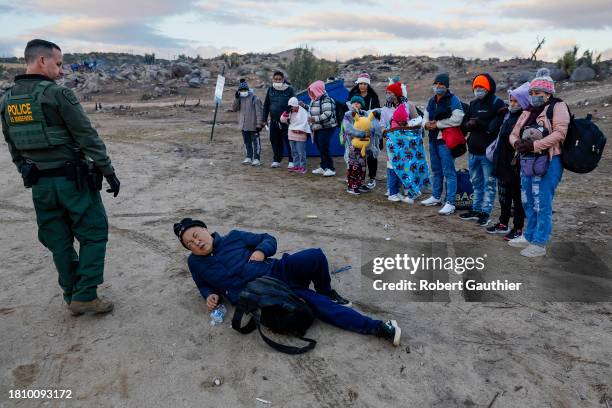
left=233, top=67, right=570, bottom=258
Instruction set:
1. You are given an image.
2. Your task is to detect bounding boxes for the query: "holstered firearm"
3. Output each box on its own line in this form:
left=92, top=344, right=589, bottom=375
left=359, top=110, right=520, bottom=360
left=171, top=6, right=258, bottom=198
left=85, top=159, right=103, bottom=191
left=19, top=160, right=39, bottom=188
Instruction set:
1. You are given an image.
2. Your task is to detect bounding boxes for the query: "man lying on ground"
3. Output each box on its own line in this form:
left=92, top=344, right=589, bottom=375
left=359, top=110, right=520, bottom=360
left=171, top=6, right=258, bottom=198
left=173, top=218, right=401, bottom=346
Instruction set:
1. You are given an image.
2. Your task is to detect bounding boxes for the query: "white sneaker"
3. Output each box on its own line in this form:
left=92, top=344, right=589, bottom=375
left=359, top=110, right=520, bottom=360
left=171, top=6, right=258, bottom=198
left=420, top=196, right=442, bottom=206
left=242, top=158, right=252, bottom=165
left=287, top=162, right=295, bottom=169
left=270, top=161, right=280, bottom=168
left=312, top=167, right=325, bottom=175
left=520, top=244, right=547, bottom=257
left=251, top=159, right=261, bottom=166
left=508, top=235, right=529, bottom=248
left=401, top=195, right=414, bottom=204
left=323, top=169, right=336, bottom=177
left=438, top=202, right=455, bottom=215
left=367, top=179, right=376, bottom=189
left=388, top=194, right=402, bottom=202
left=385, top=190, right=390, bottom=196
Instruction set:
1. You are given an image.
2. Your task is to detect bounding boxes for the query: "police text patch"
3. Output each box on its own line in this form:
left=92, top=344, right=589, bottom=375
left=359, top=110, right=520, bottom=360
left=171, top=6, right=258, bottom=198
left=7, top=102, right=34, bottom=124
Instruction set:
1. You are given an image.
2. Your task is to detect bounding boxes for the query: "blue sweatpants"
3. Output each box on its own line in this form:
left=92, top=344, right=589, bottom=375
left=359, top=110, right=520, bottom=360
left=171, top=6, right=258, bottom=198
left=271, top=248, right=381, bottom=335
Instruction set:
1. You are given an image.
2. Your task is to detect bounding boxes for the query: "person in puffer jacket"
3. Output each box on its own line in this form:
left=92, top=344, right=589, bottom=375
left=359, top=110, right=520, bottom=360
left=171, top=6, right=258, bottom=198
left=508, top=68, right=570, bottom=258
left=173, top=218, right=402, bottom=346
left=261, top=71, right=295, bottom=169
left=306, top=80, right=337, bottom=177
left=459, top=73, right=507, bottom=227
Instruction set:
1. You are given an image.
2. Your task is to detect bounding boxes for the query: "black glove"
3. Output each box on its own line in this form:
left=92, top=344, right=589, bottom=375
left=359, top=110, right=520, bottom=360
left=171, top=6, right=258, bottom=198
left=516, top=139, right=534, bottom=154
left=105, top=173, right=120, bottom=197
left=255, top=126, right=262, bottom=133
left=235, top=90, right=240, bottom=99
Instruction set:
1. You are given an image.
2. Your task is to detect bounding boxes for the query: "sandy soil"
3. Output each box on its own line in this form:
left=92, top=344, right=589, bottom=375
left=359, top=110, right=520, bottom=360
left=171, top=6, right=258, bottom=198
left=0, top=85, right=611, bottom=408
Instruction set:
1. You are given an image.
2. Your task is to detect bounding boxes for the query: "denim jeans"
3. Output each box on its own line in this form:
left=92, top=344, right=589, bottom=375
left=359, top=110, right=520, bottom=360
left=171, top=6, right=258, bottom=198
left=387, top=168, right=401, bottom=196
left=289, top=140, right=307, bottom=168
left=242, top=131, right=261, bottom=160
left=314, top=127, right=335, bottom=171
left=521, top=155, right=563, bottom=246
left=270, top=248, right=381, bottom=335
left=468, top=153, right=497, bottom=215
left=429, top=139, right=457, bottom=204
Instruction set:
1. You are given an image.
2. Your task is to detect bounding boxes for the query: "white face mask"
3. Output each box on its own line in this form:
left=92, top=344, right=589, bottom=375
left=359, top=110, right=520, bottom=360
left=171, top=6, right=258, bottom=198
left=273, top=82, right=284, bottom=90
left=239, top=91, right=249, bottom=97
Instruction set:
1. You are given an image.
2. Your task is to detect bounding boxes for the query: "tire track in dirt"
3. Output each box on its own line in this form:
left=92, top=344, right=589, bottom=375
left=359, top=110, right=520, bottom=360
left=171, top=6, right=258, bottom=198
left=289, top=356, right=357, bottom=407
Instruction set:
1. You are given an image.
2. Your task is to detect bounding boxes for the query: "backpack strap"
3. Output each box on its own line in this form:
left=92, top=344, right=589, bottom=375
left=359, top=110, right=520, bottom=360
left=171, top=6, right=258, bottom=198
left=231, top=306, right=257, bottom=334
left=545, top=99, right=557, bottom=123
left=252, top=314, right=316, bottom=355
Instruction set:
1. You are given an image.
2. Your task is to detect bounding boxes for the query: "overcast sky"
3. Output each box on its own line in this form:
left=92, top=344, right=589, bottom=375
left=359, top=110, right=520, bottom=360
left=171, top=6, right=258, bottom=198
left=0, top=0, right=610, bottom=61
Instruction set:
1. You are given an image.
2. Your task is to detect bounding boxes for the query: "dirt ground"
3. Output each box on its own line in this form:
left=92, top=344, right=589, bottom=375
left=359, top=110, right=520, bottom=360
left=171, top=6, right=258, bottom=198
left=0, top=84, right=611, bottom=408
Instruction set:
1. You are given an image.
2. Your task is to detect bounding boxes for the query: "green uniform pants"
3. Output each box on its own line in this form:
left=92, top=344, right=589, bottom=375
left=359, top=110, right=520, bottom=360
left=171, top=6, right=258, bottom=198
left=32, top=177, right=108, bottom=303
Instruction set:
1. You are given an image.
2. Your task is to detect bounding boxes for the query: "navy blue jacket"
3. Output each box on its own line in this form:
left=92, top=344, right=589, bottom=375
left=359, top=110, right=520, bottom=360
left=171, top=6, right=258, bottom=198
left=465, top=73, right=507, bottom=155
left=262, top=84, right=295, bottom=122
left=187, top=230, right=278, bottom=304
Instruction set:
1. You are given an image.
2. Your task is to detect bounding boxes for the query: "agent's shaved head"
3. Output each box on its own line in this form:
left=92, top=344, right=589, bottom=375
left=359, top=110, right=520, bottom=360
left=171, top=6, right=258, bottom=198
left=24, top=39, right=61, bottom=64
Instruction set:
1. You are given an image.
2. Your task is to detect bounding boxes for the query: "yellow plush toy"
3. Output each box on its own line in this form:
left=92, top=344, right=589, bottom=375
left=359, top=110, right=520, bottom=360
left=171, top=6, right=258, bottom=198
left=351, top=111, right=374, bottom=157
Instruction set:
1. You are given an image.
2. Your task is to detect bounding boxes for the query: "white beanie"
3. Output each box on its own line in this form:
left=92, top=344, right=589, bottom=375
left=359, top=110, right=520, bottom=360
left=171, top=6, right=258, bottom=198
left=355, top=72, right=371, bottom=85
left=288, top=97, right=299, bottom=107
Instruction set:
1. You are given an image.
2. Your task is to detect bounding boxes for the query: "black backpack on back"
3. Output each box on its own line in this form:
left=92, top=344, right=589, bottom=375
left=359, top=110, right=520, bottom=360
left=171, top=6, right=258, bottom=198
left=332, top=96, right=346, bottom=127
left=546, top=99, right=607, bottom=173
left=231, top=276, right=316, bottom=354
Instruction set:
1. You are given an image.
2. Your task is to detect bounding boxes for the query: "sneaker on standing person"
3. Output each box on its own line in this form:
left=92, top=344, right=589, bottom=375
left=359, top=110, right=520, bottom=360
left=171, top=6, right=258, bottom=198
left=438, top=202, right=455, bottom=215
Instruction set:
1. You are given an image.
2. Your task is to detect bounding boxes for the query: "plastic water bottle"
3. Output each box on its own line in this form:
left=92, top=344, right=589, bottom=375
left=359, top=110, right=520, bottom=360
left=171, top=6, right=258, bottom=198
left=210, top=304, right=226, bottom=326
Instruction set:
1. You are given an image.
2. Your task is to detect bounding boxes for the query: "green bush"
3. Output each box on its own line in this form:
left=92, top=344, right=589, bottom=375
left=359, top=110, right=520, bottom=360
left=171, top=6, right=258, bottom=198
left=557, top=46, right=603, bottom=75
left=286, top=47, right=338, bottom=91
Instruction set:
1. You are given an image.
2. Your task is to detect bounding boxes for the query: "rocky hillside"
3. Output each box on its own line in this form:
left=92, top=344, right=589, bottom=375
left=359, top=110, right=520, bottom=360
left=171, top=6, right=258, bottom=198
left=0, top=51, right=610, bottom=104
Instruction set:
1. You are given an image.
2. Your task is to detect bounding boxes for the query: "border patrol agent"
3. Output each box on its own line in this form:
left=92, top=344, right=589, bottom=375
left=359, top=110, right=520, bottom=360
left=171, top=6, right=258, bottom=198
left=1, top=39, right=120, bottom=316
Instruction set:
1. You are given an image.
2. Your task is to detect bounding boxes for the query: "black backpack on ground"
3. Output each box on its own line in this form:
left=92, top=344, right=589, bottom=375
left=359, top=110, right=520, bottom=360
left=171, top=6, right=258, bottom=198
left=546, top=99, right=607, bottom=173
left=231, top=276, right=316, bottom=355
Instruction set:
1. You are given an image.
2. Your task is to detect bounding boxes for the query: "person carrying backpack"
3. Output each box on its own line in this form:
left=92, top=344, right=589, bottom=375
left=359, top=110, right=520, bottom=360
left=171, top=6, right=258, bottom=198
left=509, top=68, right=570, bottom=257
left=307, top=80, right=338, bottom=177
left=173, top=218, right=402, bottom=346
left=459, top=73, right=507, bottom=227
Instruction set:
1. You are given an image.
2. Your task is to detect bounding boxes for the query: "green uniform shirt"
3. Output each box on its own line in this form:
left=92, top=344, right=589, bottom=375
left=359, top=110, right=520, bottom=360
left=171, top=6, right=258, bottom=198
left=0, top=74, right=114, bottom=175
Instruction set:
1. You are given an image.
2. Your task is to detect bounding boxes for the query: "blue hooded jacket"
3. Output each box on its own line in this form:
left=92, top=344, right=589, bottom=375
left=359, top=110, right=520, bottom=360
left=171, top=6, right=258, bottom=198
left=187, top=230, right=278, bottom=304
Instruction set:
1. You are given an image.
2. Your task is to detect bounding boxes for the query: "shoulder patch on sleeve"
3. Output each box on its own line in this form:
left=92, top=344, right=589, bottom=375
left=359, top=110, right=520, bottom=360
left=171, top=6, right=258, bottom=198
left=61, top=88, right=80, bottom=105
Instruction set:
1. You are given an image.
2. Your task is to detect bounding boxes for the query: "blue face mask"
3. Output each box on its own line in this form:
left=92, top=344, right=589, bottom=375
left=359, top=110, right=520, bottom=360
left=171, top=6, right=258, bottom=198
left=530, top=95, right=545, bottom=107
left=433, top=86, right=446, bottom=95
left=474, top=89, right=487, bottom=100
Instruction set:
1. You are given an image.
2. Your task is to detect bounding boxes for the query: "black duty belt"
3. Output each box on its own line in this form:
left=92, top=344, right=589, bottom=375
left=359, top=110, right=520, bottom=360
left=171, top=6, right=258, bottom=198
left=38, top=162, right=76, bottom=178
left=38, top=166, right=69, bottom=178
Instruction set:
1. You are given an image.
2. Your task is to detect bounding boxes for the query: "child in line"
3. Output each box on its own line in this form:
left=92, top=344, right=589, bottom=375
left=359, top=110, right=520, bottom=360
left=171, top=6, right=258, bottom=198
left=232, top=79, right=264, bottom=166
left=343, top=96, right=376, bottom=195
left=280, top=97, right=311, bottom=174
left=385, top=104, right=429, bottom=203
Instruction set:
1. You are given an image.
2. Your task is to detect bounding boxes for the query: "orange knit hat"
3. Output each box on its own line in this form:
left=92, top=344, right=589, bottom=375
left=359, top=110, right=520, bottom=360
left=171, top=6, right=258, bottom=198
left=472, top=75, right=491, bottom=92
